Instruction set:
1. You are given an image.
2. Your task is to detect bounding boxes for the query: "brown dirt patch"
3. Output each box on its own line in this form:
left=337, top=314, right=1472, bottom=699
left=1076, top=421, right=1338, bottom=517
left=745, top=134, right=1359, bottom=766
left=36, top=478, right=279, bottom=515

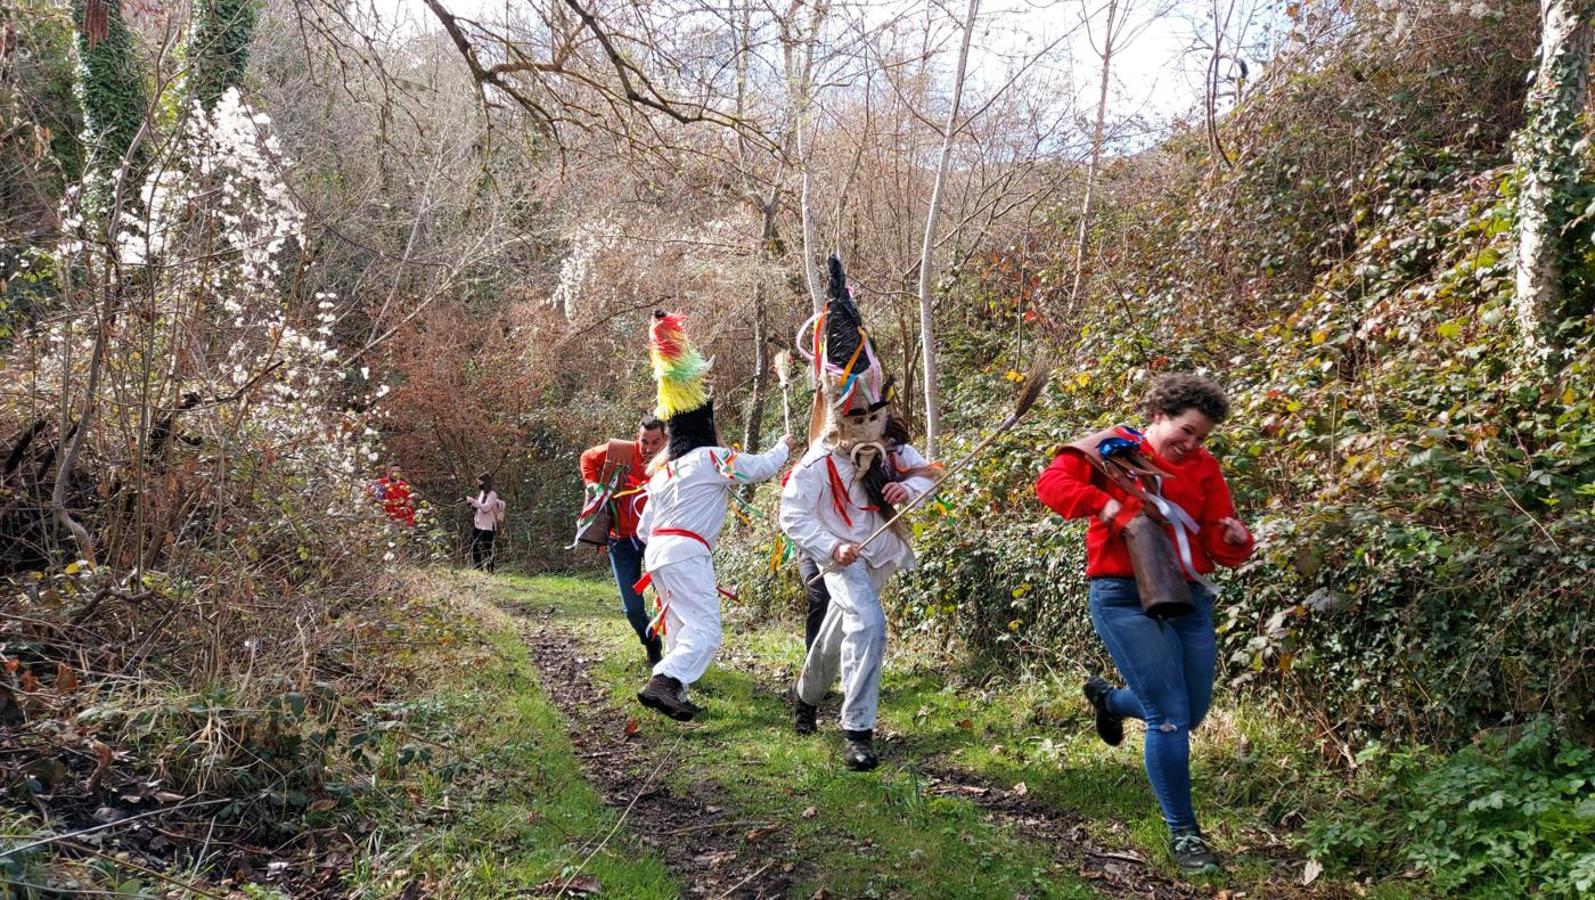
left=511, top=607, right=806, bottom=899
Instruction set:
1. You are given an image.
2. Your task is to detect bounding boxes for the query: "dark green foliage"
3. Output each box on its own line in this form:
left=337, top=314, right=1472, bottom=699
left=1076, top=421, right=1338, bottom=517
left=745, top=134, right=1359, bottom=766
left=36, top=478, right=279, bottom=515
left=72, top=0, right=149, bottom=214
left=1307, top=717, right=1595, bottom=897
left=188, top=0, right=258, bottom=111
left=1, top=3, right=84, bottom=330
left=852, top=1, right=1595, bottom=748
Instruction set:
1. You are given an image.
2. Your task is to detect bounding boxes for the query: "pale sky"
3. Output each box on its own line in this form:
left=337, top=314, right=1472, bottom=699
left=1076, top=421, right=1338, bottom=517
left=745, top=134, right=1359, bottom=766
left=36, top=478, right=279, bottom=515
left=366, top=0, right=1247, bottom=134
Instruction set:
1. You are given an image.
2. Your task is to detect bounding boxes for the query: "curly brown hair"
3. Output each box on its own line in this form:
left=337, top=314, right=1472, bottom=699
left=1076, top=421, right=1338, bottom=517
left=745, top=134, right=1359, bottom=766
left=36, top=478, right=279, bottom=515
left=1143, top=374, right=1230, bottom=424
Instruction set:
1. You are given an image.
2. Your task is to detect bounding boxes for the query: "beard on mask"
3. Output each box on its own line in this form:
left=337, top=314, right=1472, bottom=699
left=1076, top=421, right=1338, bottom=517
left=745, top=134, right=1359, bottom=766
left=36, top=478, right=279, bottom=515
left=825, top=402, right=899, bottom=528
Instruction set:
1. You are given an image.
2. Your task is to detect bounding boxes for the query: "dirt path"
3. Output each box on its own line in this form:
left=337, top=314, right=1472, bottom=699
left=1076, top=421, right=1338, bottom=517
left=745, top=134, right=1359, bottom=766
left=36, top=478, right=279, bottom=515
left=503, top=596, right=1242, bottom=899
left=510, top=605, right=805, bottom=899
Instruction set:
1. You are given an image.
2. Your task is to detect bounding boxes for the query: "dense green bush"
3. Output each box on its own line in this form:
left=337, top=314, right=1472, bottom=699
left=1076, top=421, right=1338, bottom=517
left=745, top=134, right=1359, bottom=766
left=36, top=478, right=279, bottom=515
left=718, top=0, right=1595, bottom=748
left=1307, top=717, right=1595, bottom=897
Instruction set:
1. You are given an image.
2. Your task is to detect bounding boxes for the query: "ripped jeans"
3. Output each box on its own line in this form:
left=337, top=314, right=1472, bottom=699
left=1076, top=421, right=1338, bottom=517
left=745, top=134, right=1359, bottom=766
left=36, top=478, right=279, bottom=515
left=1088, top=576, right=1216, bottom=834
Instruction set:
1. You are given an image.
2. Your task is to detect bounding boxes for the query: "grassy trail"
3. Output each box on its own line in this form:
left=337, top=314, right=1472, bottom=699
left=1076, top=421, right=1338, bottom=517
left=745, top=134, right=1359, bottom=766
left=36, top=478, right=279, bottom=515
left=478, top=572, right=1396, bottom=900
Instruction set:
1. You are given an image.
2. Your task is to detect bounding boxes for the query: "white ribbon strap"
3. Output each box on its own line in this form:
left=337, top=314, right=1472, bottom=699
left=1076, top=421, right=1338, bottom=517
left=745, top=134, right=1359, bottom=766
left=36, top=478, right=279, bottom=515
left=1147, top=481, right=1219, bottom=596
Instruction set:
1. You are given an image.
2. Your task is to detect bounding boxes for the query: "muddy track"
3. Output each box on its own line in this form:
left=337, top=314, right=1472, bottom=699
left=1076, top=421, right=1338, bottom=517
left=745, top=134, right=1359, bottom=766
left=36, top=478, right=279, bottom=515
left=910, top=763, right=1205, bottom=900
left=913, top=763, right=1353, bottom=900
left=508, top=599, right=1343, bottom=900
left=510, top=605, right=805, bottom=899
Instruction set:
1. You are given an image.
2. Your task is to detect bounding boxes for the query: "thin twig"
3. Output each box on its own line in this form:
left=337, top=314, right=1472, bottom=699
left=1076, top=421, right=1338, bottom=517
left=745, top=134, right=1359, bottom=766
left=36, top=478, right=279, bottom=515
left=555, top=739, right=679, bottom=898
left=658, top=818, right=761, bottom=836
left=715, top=861, right=773, bottom=899
left=0, top=798, right=230, bottom=860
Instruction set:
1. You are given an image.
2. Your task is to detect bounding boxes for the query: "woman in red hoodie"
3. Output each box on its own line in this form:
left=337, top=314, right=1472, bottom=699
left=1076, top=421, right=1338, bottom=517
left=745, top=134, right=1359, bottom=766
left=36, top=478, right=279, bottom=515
left=1035, top=374, right=1254, bottom=874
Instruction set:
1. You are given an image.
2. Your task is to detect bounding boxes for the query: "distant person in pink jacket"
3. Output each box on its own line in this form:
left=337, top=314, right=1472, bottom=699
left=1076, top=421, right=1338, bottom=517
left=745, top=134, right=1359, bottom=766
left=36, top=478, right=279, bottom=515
left=465, top=473, right=506, bottom=571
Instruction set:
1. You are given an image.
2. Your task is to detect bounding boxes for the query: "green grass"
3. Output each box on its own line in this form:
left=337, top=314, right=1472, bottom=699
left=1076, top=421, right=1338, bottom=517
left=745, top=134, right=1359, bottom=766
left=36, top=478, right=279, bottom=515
left=493, top=572, right=1426, bottom=898
left=497, top=572, right=1093, bottom=898
left=343, top=581, right=677, bottom=899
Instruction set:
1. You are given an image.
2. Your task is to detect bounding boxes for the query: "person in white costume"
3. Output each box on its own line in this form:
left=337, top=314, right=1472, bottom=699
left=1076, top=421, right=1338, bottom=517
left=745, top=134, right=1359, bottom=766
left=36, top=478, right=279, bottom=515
left=780, top=256, right=938, bottom=770
left=634, top=310, right=793, bottom=721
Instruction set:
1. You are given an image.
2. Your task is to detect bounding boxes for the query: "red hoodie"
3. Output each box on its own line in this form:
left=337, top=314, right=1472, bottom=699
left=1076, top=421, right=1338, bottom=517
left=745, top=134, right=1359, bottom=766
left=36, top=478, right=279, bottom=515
left=1035, top=442, right=1255, bottom=579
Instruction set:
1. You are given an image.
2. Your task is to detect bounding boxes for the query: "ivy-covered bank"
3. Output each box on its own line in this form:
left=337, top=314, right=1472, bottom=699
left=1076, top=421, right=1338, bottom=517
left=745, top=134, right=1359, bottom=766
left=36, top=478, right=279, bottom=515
left=719, top=6, right=1594, bottom=893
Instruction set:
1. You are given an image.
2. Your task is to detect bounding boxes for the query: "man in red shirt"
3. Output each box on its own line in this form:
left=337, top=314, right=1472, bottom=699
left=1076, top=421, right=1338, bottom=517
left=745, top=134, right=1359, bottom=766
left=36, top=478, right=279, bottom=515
left=580, top=415, right=667, bottom=664
left=1035, top=374, right=1254, bottom=875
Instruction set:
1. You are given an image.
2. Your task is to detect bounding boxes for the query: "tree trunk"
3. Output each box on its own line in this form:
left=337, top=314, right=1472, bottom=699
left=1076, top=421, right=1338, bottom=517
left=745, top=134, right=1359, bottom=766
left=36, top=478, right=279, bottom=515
left=789, top=2, right=827, bottom=315
left=916, top=0, right=979, bottom=458
left=73, top=0, right=150, bottom=217
left=1067, top=0, right=1120, bottom=309
left=742, top=202, right=780, bottom=456
left=1514, top=0, right=1595, bottom=359
left=188, top=0, right=260, bottom=111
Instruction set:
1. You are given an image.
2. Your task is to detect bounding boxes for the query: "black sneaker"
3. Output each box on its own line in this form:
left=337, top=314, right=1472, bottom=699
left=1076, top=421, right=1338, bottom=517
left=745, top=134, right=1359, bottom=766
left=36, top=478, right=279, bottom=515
left=1170, top=829, right=1223, bottom=874
left=637, top=674, right=696, bottom=721
left=792, top=689, right=818, bottom=736
left=645, top=638, right=663, bottom=667
left=842, top=729, right=877, bottom=771
left=1083, top=676, right=1124, bottom=747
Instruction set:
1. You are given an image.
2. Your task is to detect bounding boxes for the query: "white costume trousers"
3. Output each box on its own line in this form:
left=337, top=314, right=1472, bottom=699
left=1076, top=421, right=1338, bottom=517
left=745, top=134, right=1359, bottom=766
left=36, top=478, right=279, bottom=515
left=648, top=555, right=722, bottom=688
left=796, top=561, right=892, bottom=732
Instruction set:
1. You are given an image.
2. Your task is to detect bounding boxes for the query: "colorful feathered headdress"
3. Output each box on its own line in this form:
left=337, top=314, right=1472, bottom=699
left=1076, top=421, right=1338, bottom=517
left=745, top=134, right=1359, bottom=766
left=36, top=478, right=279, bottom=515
left=650, top=310, right=710, bottom=420
left=649, top=310, right=717, bottom=460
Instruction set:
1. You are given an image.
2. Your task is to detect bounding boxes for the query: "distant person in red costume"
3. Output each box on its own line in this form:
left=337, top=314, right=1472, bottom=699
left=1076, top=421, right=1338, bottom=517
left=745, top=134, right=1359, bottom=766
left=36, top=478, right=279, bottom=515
left=372, top=463, right=416, bottom=527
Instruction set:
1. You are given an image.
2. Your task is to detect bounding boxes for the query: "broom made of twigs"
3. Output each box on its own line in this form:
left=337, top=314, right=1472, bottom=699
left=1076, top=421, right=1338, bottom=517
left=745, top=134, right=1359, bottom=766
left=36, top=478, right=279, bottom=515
left=773, top=350, right=794, bottom=435
left=804, top=353, right=1053, bottom=586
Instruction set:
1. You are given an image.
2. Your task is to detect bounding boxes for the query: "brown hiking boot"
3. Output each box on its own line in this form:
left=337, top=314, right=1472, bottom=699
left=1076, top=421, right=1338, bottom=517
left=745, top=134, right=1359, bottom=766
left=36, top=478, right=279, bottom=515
left=637, top=674, right=696, bottom=721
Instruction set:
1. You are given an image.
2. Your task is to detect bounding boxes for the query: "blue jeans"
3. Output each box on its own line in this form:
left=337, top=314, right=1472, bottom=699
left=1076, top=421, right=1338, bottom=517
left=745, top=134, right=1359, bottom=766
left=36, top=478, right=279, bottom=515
left=1088, top=576, right=1216, bottom=834
left=609, top=537, right=657, bottom=650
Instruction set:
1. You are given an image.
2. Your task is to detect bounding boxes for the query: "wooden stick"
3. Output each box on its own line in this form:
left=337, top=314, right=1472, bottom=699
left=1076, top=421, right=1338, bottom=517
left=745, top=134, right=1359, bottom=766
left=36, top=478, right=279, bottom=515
left=806, top=354, right=1051, bottom=585
left=773, top=350, right=793, bottom=435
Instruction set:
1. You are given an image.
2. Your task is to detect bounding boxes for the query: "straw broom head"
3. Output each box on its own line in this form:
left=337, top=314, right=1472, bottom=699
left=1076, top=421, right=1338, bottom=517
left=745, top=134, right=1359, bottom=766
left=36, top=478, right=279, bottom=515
left=773, top=350, right=792, bottom=388
left=1010, top=351, right=1053, bottom=423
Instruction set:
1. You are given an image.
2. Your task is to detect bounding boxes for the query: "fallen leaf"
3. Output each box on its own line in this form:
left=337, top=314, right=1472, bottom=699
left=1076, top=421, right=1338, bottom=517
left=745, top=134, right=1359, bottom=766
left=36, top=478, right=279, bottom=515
left=154, top=791, right=185, bottom=803
left=547, top=875, right=601, bottom=895
left=745, top=823, right=782, bottom=842
left=87, top=741, right=113, bottom=791
left=1302, top=858, right=1323, bottom=886
left=801, top=806, right=817, bottom=819
left=309, top=797, right=337, bottom=813
left=1011, top=781, right=1028, bottom=797
left=956, top=718, right=973, bottom=729
left=20, top=670, right=38, bottom=692
left=623, top=718, right=640, bottom=736
left=56, top=663, right=78, bottom=692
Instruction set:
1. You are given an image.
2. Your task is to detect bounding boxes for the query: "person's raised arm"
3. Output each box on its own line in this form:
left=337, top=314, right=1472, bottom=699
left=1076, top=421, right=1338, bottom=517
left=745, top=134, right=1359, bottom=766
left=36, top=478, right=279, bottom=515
left=731, top=435, right=793, bottom=483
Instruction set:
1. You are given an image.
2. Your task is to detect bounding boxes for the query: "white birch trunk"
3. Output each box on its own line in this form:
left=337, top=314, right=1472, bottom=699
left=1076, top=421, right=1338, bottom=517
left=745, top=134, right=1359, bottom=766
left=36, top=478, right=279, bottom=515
left=916, top=0, right=980, bottom=458
left=1068, top=0, right=1120, bottom=309
left=1514, top=0, right=1594, bottom=360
